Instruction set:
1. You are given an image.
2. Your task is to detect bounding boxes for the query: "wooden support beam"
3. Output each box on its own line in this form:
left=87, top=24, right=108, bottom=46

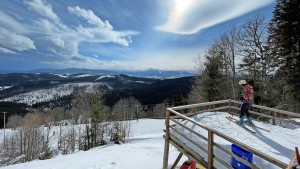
left=272, top=112, right=276, bottom=125
left=207, top=130, right=214, bottom=169
left=163, top=109, right=170, bottom=169
left=171, top=153, right=183, bottom=169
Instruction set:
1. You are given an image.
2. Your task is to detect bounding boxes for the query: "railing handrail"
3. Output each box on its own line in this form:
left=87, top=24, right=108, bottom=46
left=170, top=99, right=230, bottom=111
left=166, top=101, right=290, bottom=169
left=230, top=100, right=300, bottom=117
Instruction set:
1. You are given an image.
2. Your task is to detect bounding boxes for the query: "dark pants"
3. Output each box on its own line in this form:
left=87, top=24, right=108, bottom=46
left=240, top=102, right=251, bottom=118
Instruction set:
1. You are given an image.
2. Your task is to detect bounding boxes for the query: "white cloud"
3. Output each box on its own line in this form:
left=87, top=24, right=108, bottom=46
left=68, top=6, right=138, bottom=46
left=0, top=10, right=29, bottom=34
left=46, top=36, right=65, bottom=48
left=129, top=48, right=203, bottom=71
left=67, top=6, right=113, bottom=30
left=0, top=27, right=36, bottom=51
left=156, top=0, right=274, bottom=34
left=40, top=47, right=200, bottom=71
left=40, top=56, right=106, bottom=69
left=24, top=0, right=59, bottom=21
left=0, top=1, right=139, bottom=62
left=0, top=46, right=17, bottom=54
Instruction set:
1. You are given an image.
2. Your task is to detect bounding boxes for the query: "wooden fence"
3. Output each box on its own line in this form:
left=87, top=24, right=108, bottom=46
left=163, top=99, right=300, bottom=169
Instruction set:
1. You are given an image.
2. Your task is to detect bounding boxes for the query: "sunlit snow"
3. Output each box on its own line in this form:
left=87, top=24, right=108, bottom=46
left=0, top=112, right=299, bottom=169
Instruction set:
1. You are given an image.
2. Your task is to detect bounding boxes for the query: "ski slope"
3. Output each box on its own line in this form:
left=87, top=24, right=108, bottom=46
left=1, top=112, right=299, bottom=169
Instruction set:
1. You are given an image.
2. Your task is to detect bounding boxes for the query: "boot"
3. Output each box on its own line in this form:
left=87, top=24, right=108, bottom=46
left=246, top=117, right=253, bottom=125
left=238, top=118, right=244, bottom=125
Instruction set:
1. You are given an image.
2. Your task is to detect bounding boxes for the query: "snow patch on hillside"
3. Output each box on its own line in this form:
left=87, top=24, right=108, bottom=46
left=134, top=81, right=149, bottom=84
left=95, top=75, right=115, bottom=81
left=75, top=74, right=93, bottom=78
left=0, top=86, right=13, bottom=91
left=0, top=83, right=108, bottom=105
left=53, top=74, right=69, bottom=78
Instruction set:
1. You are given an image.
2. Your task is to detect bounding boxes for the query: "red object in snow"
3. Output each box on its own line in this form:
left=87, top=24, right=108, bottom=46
left=296, top=147, right=300, bottom=165
left=180, top=160, right=196, bottom=169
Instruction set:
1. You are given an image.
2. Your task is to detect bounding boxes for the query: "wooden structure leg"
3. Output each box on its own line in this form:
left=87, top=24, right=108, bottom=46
left=208, top=130, right=214, bottom=169
left=171, top=153, right=183, bottom=169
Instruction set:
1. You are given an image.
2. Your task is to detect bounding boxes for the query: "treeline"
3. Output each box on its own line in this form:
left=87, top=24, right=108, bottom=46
left=103, top=76, right=193, bottom=106
left=188, top=0, right=300, bottom=112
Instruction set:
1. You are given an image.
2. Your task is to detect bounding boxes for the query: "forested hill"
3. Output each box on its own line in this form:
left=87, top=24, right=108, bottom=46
left=103, top=76, right=194, bottom=106
left=0, top=73, right=194, bottom=128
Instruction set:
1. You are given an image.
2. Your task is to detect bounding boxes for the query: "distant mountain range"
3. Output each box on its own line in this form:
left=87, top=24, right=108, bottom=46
left=0, top=72, right=195, bottom=108
left=0, top=68, right=195, bottom=79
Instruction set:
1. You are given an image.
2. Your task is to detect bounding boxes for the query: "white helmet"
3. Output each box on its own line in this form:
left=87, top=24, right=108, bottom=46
left=239, top=80, right=247, bottom=85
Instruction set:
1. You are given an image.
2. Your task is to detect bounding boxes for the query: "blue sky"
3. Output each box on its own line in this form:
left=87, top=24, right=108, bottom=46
left=0, top=0, right=274, bottom=71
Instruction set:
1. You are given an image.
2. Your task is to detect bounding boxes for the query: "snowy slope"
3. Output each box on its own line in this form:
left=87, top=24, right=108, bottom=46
left=1, top=112, right=299, bottom=169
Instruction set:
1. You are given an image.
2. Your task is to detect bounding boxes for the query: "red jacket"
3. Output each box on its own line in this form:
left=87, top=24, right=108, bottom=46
left=242, top=84, right=254, bottom=103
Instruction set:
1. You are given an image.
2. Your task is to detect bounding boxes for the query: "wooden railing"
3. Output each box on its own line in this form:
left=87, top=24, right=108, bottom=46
left=163, top=99, right=300, bottom=169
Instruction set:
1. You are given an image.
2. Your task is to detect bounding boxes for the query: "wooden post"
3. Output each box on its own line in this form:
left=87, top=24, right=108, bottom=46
left=228, top=99, right=232, bottom=114
left=208, top=130, right=214, bottom=169
left=163, top=109, right=171, bottom=169
left=171, top=153, right=183, bottom=169
left=272, top=112, right=276, bottom=125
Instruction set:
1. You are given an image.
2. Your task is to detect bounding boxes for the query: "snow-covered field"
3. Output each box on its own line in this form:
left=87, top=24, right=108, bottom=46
left=0, top=112, right=299, bottom=169
left=0, top=119, right=187, bottom=169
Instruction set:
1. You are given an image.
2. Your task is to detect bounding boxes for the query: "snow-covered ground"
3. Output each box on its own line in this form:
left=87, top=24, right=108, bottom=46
left=0, top=112, right=299, bottom=169
left=0, top=119, right=187, bottom=169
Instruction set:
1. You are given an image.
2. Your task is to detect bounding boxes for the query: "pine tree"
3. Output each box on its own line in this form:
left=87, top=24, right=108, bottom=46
left=269, top=0, right=300, bottom=102
left=196, top=44, right=227, bottom=102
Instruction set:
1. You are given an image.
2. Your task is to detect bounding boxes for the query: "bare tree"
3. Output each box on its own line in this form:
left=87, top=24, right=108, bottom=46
left=111, top=97, right=140, bottom=143
left=152, top=103, right=166, bottom=118
left=238, top=14, right=272, bottom=80
left=49, top=107, right=65, bottom=125
left=73, top=86, right=106, bottom=150
left=1, top=112, right=53, bottom=164
left=6, top=115, right=22, bottom=129
left=218, top=26, right=240, bottom=100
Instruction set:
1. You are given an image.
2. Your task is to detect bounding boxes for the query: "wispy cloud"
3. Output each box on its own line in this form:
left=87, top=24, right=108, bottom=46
left=0, top=27, right=36, bottom=52
left=123, top=48, right=203, bottom=71
left=0, top=46, right=17, bottom=54
left=24, top=0, right=59, bottom=22
left=0, top=0, right=139, bottom=68
left=68, top=6, right=138, bottom=46
left=156, top=0, right=273, bottom=34
left=68, top=6, right=113, bottom=29
left=0, top=10, right=29, bottom=34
